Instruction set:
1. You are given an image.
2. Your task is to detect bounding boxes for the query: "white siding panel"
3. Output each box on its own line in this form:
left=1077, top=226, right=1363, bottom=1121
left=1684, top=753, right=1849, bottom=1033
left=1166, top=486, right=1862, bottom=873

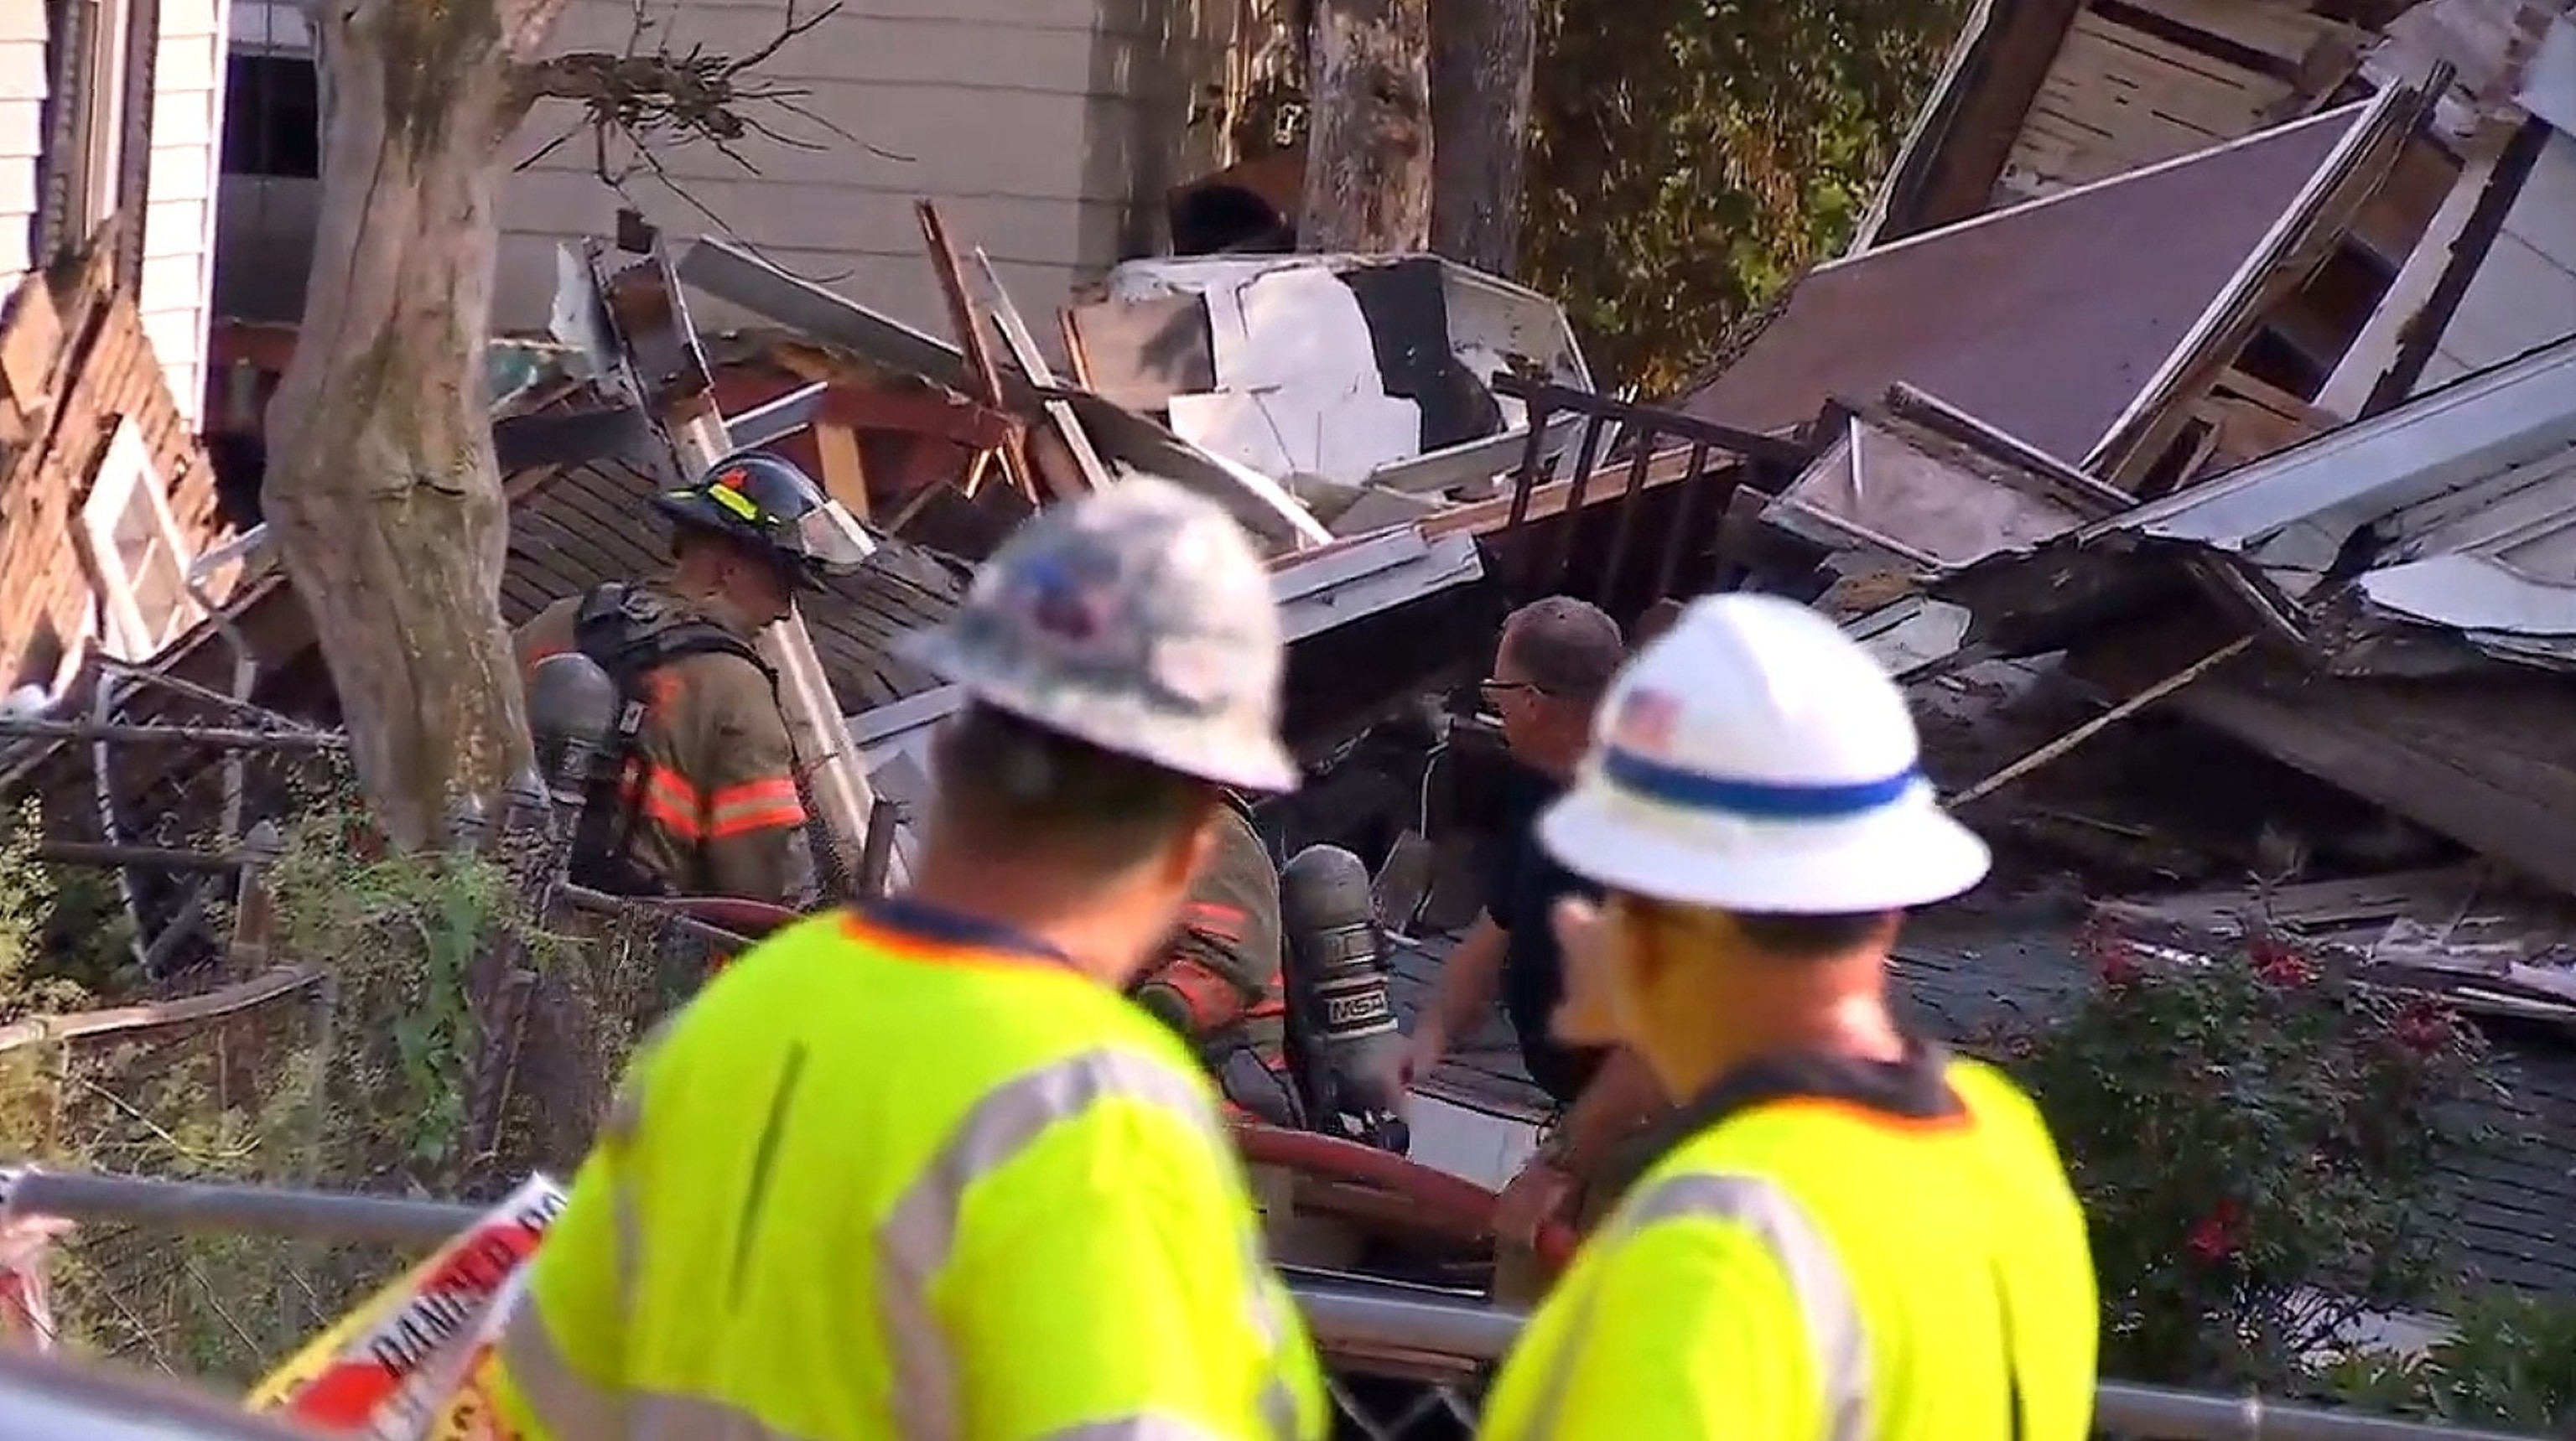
left=493, top=0, right=1163, bottom=333
left=2420, top=134, right=2576, bottom=391
left=0, top=48, right=42, bottom=280
left=141, top=0, right=232, bottom=430
left=0, top=39, right=48, bottom=119
left=142, top=195, right=206, bottom=257
left=146, top=132, right=213, bottom=204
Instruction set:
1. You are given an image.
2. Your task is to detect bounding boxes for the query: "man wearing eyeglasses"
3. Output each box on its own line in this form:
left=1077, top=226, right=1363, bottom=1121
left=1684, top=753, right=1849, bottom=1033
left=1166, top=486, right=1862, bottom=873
left=1396, top=596, right=1667, bottom=1298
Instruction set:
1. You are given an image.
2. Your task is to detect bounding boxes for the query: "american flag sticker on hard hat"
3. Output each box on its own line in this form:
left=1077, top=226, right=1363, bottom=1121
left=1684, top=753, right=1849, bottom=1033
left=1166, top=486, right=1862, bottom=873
left=1612, top=687, right=1680, bottom=754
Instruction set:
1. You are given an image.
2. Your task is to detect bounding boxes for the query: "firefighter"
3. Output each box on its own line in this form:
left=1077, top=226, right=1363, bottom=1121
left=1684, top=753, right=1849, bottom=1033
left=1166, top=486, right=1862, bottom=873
left=1131, top=790, right=1301, bottom=1127
left=1477, top=594, right=2098, bottom=1440
left=490, top=475, right=1328, bottom=1441
left=514, top=451, right=870, bottom=905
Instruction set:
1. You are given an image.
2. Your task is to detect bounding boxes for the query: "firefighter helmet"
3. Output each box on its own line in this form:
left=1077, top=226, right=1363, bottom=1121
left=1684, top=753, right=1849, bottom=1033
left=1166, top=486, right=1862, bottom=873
left=652, top=450, right=875, bottom=588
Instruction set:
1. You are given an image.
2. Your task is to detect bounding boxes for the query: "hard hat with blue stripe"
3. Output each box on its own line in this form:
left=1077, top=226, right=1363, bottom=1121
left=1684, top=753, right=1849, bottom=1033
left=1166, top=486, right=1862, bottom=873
left=1537, top=593, right=1989, bottom=913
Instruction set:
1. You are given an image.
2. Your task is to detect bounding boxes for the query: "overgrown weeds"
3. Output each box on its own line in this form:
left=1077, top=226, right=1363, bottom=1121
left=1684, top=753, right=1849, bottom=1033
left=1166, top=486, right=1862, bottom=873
left=0, top=782, right=701, bottom=1383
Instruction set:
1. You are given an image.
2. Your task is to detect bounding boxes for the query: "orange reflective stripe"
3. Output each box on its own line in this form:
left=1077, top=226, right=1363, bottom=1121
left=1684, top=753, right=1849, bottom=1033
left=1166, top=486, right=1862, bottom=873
left=624, top=765, right=705, bottom=840
left=705, top=775, right=804, bottom=838
left=1182, top=900, right=1248, bottom=943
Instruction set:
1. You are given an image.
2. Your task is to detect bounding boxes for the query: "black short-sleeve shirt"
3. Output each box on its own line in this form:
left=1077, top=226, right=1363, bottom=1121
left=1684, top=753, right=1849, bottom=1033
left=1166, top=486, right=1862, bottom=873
left=1480, top=763, right=1606, bottom=1107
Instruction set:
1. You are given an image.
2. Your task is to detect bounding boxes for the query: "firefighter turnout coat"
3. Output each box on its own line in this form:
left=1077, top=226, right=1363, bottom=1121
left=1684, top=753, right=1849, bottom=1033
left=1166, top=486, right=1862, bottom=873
left=490, top=901, right=1329, bottom=1441
left=1130, top=801, right=1291, bottom=1105
left=515, top=583, right=808, bottom=903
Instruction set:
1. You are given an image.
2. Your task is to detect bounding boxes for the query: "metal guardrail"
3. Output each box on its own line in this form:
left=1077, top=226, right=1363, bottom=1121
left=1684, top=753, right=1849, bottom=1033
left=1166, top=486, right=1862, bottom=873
left=0, top=1348, right=321, bottom=1440
left=0, top=1169, right=2546, bottom=1441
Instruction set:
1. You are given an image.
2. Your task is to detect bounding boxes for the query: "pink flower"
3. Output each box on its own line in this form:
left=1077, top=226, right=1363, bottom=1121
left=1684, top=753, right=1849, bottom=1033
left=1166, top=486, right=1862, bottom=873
left=2392, top=998, right=2454, bottom=1056
left=2080, top=919, right=2142, bottom=990
left=2251, top=936, right=2315, bottom=987
left=2186, top=1199, right=2246, bottom=1263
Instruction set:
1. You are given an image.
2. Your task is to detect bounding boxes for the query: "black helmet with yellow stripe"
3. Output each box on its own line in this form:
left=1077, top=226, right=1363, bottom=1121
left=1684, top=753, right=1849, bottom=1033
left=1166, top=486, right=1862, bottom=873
left=653, top=450, right=875, bottom=588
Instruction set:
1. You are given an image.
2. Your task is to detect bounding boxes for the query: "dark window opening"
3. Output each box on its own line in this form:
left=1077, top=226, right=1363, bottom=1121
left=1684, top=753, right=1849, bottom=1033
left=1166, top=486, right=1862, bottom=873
left=221, top=53, right=320, bottom=179
left=2234, top=328, right=2328, bottom=401
left=2262, top=246, right=2391, bottom=390
left=205, top=430, right=268, bottom=531
left=2132, top=418, right=2217, bottom=502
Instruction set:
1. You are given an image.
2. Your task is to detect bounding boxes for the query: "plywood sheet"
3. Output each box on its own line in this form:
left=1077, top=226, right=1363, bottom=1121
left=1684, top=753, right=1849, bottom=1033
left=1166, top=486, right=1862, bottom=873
left=1684, top=106, right=2362, bottom=464
left=1062, top=294, right=1216, bottom=413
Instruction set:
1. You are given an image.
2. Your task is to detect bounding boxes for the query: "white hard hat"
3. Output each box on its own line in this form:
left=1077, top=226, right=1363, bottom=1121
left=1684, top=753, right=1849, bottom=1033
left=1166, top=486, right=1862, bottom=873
left=1536, top=593, right=1989, bottom=913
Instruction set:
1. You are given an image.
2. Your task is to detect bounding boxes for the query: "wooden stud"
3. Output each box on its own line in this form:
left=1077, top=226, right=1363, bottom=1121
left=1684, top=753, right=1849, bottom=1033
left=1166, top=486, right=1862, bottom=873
left=812, top=421, right=871, bottom=521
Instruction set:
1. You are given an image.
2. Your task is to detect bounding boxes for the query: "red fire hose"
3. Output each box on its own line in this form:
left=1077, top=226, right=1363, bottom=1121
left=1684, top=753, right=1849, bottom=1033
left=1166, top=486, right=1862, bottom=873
left=1235, top=1122, right=1579, bottom=1277
left=650, top=897, right=1578, bottom=1278
left=661, top=895, right=803, bottom=957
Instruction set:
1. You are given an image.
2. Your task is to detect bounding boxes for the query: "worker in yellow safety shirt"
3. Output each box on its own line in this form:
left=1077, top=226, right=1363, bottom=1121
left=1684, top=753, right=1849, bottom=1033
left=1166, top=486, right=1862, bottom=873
left=1476, top=593, right=2100, bottom=1441
left=487, top=474, right=1330, bottom=1441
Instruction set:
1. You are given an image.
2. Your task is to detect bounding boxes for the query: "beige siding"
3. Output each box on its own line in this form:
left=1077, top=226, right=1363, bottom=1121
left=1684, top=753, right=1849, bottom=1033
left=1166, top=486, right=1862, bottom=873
left=0, top=8, right=46, bottom=280
left=492, top=0, right=1179, bottom=336
left=141, top=0, right=231, bottom=428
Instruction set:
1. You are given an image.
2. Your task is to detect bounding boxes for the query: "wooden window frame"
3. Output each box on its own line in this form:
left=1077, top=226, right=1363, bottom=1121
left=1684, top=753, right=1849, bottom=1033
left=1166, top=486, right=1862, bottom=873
left=78, top=415, right=202, bottom=661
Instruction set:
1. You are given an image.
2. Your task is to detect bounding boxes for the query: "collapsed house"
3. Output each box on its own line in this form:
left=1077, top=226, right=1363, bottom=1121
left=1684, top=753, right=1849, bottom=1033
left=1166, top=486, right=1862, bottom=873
left=0, top=248, right=240, bottom=713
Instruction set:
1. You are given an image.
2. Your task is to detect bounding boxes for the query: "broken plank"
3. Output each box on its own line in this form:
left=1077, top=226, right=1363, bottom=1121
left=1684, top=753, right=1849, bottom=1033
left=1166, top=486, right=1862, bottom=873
left=1955, top=636, right=2254, bottom=807
left=2112, top=0, right=2362, bottom=70
left=2096, top=864, right=2487, bottom=930
left=970, top=248, right=1113, bottom=495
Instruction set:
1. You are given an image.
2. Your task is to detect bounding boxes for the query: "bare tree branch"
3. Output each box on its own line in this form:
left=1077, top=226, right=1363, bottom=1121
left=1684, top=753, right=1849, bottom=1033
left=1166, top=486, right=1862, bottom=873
left=506, top=0, right=913, bottom=281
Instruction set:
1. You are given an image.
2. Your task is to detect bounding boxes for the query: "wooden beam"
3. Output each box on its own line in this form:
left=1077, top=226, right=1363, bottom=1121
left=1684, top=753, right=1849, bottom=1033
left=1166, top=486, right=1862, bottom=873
left=1955, top=636, right=2253, bottom=806
left=1421, top=443, right=1727, bottom=537
left=812, top=421, right=870, bottom=521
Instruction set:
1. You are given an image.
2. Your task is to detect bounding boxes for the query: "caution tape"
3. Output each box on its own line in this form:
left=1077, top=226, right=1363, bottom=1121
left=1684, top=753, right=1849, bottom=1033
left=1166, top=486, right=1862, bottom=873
left=247, top=1175, right=564, bottom=1440
left=0, top=1210, right=71, bottom=1354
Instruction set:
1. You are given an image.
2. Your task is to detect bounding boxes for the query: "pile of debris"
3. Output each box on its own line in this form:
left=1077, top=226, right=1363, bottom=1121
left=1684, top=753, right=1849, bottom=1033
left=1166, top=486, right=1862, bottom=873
left=1626, top=0, right=2576, bottom=998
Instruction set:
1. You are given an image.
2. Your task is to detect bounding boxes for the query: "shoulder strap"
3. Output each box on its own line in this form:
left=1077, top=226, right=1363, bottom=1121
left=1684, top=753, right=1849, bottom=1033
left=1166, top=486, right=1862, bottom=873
left=559, top=584, right=781, bottom=893
left=572, top=583, right=780, bottom=695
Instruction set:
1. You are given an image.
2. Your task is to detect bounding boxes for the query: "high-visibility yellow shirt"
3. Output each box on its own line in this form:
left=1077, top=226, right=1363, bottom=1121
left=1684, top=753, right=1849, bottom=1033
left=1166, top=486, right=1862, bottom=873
left=489, top=899, right=1331, bottom=1441
left=1478, top=1044, right=2098, bottom=1441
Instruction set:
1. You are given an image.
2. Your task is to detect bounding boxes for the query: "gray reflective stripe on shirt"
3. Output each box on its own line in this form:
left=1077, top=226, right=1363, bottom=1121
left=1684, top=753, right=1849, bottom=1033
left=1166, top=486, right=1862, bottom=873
left=501, top=1046, right=1301, bottom=1441
left=1508, top=1171, right=1873, bottom=1441
left=501, top=1317, right=1239, bottom=1441
left=880, top=1047, right=1304, bottom=1441
left=487, top=1340, right=814, bottom=1441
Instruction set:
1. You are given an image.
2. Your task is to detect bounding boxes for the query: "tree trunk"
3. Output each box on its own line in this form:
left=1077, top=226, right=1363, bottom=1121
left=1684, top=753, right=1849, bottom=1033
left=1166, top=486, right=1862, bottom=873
left=263, top=0, right=568, bottom=847
left=1300, top=0, right=1434, bottom=251
left=1427, top=0, right=1535, bottom=275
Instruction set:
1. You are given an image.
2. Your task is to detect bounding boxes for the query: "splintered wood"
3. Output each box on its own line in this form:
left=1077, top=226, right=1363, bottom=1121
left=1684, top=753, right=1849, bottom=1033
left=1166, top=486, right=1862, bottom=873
left=2003, top=3, right=2367, bottom=198
left=2196, top=366, right=2343, bottom=469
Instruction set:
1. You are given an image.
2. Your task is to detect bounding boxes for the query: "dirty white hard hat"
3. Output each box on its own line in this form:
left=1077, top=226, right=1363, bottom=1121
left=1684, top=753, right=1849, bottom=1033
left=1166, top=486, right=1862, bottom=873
left=1537, top=592, right=1990, bottom=913
left=898, top=474, right=1300, bottom=793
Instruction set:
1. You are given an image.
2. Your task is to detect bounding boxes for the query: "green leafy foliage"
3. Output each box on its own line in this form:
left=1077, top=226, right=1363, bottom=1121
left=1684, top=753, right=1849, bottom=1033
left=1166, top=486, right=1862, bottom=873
left=0, top=801, right=125, bottom=1013
left=2005, top=922, right=2496, bottom=1391
left=1519, top=0, right=1969, bottom=392
left=2321, top=1290, right=2576, bottom=1429
left=0, top=764, right=697, bottom=1380
left=264, top=805, right=506, bottom=1173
